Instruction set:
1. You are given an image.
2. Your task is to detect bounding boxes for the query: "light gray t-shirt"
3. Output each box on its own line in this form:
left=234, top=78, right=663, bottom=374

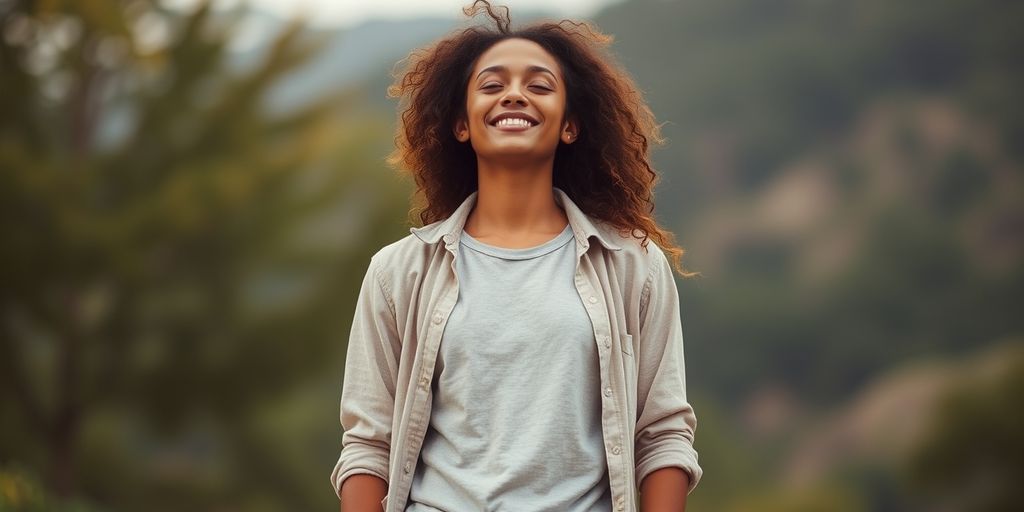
left=405, top=223, right=612, bottom=512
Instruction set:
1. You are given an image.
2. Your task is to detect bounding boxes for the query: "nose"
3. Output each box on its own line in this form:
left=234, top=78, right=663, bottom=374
left=500, top=87, right=528, bottom=107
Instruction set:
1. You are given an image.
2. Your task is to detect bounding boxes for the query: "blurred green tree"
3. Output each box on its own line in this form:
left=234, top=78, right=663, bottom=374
left=0, top=0, right=406, bottom=509
left=905, top=341, right=1024, bottom=512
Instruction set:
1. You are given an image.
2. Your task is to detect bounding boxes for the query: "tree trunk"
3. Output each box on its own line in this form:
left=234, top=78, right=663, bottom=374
left=52, top=294, right=83, bottom=499
left=51, top=406, right=80, bottom=499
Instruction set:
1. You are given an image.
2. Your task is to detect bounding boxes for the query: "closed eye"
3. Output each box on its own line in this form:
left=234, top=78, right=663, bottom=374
left=480, top=83, right=553, bottom=92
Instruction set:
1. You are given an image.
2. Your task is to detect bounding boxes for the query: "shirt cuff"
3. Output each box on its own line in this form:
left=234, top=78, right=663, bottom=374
left=330, top=443, right=390, bottom=499
left=635, top=442, right=703, bottom=495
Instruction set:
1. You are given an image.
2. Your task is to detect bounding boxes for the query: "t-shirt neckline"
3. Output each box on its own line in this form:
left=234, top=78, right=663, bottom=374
left=460, top=223, right=574, bottom=260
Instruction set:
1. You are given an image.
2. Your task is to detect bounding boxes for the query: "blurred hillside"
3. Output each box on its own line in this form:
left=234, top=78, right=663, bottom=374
left=591, top=0, right=1024, bottom=404
left=2, top=0, right=1022, bottom=511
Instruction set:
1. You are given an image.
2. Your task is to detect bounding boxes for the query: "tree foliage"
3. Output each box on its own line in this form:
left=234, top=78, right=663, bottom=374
left=905, top=342, right=1024, bottom=511
left=0, top=1, right=406, bottom=508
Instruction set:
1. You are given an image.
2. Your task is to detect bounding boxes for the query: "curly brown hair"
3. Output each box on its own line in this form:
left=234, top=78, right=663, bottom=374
left=387, top=0, right=693, bottom=277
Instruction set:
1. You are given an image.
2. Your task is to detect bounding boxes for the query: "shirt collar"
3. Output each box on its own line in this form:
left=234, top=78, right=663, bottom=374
left=409, top=186, right=622, bottom=252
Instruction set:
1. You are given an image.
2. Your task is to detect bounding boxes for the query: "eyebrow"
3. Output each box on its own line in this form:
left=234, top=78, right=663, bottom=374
left=475, top=65, right=557, bottom=81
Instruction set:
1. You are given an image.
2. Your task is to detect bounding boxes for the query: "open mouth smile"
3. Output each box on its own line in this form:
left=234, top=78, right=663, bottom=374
left=489, top=112, right=540, bottom=132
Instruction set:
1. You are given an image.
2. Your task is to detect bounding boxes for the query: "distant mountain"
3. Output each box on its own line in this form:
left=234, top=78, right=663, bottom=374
left=270, top=18, right=459, bottom=109
left=230, top=9, right=580, bottom=111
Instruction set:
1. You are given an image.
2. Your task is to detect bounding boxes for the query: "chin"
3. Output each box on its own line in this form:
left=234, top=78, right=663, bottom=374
left=474, top=142, right=533, bottom=155
left=492, top=147, right=549, bottom=160
left=482, top=140, right=560, bottom=157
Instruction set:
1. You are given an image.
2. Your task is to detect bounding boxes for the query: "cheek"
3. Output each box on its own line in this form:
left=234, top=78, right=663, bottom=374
left=544, top=95, right=567, bottom=119
left=467, top=100, right=490, bottom=126
left=544, top=99, right=568, bottom=130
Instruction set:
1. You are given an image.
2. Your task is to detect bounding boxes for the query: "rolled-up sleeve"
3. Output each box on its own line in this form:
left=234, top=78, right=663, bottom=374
left=330, top=256, right=401, bottom=498
left=634, top=246, right=702, bottom=495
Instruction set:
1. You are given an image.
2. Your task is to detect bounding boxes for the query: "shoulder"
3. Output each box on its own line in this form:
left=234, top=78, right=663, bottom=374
left=590, top=220, right=669, bottom=274
left=368, top=231, right=436, bottom=275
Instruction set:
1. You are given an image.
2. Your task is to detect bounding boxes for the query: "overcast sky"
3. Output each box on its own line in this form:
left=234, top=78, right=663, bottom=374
left=164, top=0, right=624, bottom=28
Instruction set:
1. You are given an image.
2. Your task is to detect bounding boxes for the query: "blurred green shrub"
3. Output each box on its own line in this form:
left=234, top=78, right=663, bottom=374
left=905, top=341, right=1024, bottom=511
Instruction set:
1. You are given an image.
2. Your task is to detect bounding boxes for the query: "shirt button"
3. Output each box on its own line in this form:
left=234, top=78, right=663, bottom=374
left=611, top=445, right=622, bottom=455
left=604, top=387, right=612, bottom=397
left=603, top=336, right=611, bottom=348
left=420, top=377, right=429, bottom=389
left=432, top=314, right=443, bottom=324
left=404, top=461, right=412, bottom=473
left=616, top=495, right=625, bottom=510
left=588, top=296, right=598, bottom=304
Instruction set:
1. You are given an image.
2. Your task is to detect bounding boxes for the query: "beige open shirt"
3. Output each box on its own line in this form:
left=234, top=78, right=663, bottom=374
left=331, top=187, right=702, bottom=511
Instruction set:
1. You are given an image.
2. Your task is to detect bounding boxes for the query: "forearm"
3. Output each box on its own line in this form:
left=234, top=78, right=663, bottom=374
left=640, top=467, right=689, bottom=512
left=340, top=474, right=388, bottom=512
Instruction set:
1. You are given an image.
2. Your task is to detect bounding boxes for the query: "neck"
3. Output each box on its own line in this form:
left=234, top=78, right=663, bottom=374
left=465, top=156, right=567, bottom=238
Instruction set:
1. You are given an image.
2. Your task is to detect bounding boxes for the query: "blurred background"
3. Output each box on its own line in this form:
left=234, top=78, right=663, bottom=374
left=1, top=0, right=1021, bottom=510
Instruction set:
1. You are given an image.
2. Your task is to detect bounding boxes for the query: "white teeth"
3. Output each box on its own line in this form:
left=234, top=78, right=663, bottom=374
left=495, top=117, right=532, bottom=128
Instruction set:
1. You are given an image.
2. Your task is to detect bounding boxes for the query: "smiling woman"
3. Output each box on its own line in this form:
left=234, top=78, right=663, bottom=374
left=454, top=38, right=577, bottom=186
left=332, top=1, right=702, bottom=511
left=385, top=1, right=691, bottom=268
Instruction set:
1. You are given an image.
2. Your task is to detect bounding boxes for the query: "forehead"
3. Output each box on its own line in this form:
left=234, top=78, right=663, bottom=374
left=472, top=38, right=562, bottom=78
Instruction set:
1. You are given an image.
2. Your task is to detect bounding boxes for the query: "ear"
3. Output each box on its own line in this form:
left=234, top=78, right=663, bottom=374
left=561, top=117, right=580, bottom=144
left=453, top=116, right=470, bottom=143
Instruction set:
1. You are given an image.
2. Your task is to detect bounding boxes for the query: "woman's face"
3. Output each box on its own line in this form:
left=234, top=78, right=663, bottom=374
left=456, top=37, right=577, bottom=164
